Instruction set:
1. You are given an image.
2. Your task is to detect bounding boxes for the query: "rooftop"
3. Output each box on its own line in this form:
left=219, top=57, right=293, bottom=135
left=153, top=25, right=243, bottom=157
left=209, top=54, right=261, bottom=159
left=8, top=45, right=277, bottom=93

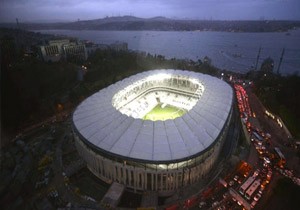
left=73, top=69, right=233, bottom=163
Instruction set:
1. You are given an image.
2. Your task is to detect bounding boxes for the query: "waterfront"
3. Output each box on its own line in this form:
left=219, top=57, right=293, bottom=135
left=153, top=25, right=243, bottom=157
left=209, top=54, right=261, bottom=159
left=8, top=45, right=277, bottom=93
left=35, top=29, right=300, bottom=75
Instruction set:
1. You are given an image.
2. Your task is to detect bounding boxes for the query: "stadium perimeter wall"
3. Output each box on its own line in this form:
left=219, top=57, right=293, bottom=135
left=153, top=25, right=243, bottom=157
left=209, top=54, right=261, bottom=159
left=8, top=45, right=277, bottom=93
left=74, top=107, right=233, bottom=194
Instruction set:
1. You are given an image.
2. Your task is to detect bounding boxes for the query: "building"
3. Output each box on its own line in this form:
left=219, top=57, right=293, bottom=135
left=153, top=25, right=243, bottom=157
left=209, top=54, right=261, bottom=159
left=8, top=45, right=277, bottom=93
left=72, top=69, right=234, bottom=195
left=63, top=43, right=87, bottom=62
left=40, top=39, right=127, bottom=62
left=39, top=44, right=61, bottom=62
left=39, top=39, right=87, bottom=62
left=84, top=40, right=128, bottom=57
left=85, top=43, right=109, bottom=56
left=109, top=41, right=128, bottom=51
left=48, top=39, right=70, bottom=54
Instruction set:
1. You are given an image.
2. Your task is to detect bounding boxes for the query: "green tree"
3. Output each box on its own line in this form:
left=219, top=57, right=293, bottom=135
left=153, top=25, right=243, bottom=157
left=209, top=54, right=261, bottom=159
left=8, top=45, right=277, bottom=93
left=260, top=57, right=274, bottom=73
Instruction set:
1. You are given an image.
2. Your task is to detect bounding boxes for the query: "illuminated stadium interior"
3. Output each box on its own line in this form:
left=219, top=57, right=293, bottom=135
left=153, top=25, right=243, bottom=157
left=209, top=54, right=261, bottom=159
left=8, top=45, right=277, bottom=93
left=112, top=73, right=205, bottom=121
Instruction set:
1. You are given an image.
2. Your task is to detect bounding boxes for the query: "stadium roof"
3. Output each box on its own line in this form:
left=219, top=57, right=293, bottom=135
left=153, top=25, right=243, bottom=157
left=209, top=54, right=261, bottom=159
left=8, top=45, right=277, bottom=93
left=73, top=69, right=233, bottom=163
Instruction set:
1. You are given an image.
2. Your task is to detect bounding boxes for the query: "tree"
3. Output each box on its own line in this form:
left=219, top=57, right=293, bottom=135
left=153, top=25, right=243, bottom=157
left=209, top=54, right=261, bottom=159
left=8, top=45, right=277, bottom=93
left=260, top=57, right=274, bottom=73
left=203, top=56, right=212, bottom=66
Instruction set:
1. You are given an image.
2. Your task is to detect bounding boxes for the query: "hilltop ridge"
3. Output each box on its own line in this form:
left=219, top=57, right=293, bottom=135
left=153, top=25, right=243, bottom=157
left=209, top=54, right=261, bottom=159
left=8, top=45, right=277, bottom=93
left=1, top=16, right=300, bottom=32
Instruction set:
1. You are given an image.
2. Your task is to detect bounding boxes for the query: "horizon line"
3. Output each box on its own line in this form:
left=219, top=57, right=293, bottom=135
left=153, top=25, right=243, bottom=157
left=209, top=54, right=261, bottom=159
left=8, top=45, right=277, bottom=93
left=1, top=15, right=300, bottom=24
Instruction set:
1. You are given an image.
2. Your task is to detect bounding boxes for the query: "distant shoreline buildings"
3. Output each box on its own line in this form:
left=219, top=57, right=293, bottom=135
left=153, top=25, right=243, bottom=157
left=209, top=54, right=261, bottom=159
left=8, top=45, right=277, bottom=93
left=39, top=38, right=128, bottom=62
left=85, top=41, right=128, bottom=55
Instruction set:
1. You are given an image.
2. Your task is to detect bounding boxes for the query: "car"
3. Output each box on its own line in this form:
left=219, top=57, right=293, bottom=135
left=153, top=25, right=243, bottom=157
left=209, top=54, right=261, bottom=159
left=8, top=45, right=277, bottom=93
left=212, top=201, right=219, bottom=208
left=264, top=157, right=270, bottom=164
left=267, top=172, right=272, bottom=179
left=254, top=193, right=261, bottom=201
left=253, top=169, right=260, bottom=177
left=244, top=171, right=249, bottom=177
left=223, top=192, right=229, bottom=199
left=199, top=201, right=206, bottom=208
left=261, top=180, right=267, bottom=187
left=260, top=183, right=266, bottom=189
left=238, top=178, right=243, bottom=184
left=237, top=200, right=243, bottom=206
left=229, top=180, right=234, bottom=186
left=258, top=186, right=265, bottom=194
left=218, top=205, right=226, bottom=210
left=256, top=141, right=262, bottom=146
left=234, top=175, right=239, bottom=181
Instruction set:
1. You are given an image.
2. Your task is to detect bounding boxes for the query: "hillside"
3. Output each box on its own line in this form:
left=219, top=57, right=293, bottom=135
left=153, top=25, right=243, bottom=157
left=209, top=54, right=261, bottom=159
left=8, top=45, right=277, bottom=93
left=1, top=16, right=300, bottom=32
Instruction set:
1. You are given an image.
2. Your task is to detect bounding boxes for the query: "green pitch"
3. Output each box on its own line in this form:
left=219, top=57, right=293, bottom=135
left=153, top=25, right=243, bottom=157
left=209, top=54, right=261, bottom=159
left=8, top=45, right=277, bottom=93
left=143, top=104, right=186, bottom=121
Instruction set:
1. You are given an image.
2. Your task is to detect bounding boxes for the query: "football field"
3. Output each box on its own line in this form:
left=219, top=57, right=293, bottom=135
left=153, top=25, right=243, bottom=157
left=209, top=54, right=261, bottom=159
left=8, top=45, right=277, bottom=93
left=143, top=104, right=186, bottom=121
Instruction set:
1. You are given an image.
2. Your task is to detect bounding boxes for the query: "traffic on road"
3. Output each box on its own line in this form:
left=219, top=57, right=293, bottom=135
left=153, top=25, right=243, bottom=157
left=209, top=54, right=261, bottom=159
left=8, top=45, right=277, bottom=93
left=177, top=79, right=300, bottom=210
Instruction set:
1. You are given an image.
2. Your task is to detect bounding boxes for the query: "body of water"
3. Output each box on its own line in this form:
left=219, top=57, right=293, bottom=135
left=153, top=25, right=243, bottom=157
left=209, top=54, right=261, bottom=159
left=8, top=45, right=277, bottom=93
left=36, top=29, right=300, bottom=75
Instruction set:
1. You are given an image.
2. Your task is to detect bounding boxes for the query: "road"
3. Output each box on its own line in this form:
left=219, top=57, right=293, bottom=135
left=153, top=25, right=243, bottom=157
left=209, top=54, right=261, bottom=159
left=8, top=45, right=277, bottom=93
left=246, top=88, right=300, bottom=176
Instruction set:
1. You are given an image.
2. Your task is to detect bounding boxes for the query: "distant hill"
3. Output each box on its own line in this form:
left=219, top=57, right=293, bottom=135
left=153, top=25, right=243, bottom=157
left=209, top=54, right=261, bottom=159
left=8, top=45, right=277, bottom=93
left=1, top=16, right=300, bottom=32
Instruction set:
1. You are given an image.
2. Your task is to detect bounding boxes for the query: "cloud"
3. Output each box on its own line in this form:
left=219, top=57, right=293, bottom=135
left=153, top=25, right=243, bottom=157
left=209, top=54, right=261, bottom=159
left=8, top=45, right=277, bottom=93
left=0, top=0, right=299, bottom=22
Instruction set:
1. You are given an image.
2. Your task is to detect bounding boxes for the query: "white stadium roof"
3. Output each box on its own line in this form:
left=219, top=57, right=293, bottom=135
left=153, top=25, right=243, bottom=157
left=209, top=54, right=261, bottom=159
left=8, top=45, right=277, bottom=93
left=73, top=69, right=233, bottom=163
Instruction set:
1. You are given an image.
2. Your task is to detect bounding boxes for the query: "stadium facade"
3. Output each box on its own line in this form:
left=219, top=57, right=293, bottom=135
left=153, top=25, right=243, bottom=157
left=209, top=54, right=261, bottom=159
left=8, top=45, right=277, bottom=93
left=72, top=69, right=234, bottom=194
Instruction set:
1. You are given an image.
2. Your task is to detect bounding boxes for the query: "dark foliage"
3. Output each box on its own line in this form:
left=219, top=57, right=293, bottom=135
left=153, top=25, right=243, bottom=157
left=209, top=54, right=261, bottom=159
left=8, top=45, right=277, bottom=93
left=252, top=71, right=300, bottom=138
left=1, top=39, right=218, bottom=145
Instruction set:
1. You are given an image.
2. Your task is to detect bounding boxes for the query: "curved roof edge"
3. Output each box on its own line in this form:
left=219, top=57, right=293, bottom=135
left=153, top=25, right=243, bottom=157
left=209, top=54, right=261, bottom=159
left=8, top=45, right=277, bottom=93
left=73, top=69, right=233, bottom=163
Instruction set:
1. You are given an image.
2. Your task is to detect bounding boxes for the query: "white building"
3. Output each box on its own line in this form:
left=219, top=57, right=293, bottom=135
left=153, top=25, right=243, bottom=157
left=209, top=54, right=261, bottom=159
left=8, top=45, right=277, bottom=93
left=110, top=41, right=128, bottom=51
left=86, top=43, right=109, bottom=56
left=72, top=69, right=234, bottom=195
left=40, top=39, right=87, bottom=62
left=63, top=43, right=87, bottom=62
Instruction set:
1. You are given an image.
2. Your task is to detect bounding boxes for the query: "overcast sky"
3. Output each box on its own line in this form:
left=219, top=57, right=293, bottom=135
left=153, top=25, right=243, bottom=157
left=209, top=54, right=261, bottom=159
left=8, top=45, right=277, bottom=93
left=0, top=0, right=299, bottom=22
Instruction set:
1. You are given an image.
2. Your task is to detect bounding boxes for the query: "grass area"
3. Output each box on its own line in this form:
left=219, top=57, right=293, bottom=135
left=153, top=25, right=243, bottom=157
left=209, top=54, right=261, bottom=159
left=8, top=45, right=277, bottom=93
left=143, top=104, right=186, bottom=121
left=278, top=106, right=300, bottom=138
left=118, top=190, right=142, bottom=208
left=71, top=168, right=109, bottom=201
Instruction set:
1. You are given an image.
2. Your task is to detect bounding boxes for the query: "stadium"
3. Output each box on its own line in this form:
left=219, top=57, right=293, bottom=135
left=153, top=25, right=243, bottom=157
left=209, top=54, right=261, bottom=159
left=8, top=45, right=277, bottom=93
left=72, top=69, right=234, bottom=194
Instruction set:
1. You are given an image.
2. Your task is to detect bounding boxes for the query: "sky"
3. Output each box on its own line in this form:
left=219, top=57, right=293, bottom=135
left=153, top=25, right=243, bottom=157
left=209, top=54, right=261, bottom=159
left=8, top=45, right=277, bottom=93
left=0, top=0, right=300, bottom=23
